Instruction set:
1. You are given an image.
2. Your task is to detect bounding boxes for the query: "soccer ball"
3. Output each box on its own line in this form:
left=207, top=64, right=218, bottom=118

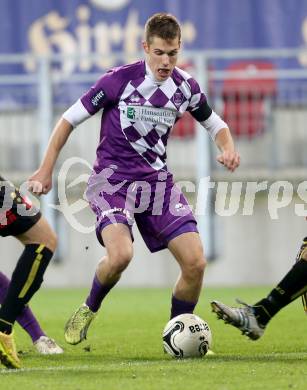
left=162, top=313, right=212, bottom=358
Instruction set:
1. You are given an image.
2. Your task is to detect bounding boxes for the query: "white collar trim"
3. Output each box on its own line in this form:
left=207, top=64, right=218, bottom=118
left=145, top=62, right=165, bottom=85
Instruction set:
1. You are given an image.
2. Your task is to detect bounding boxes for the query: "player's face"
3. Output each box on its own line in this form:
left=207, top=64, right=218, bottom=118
left=143, top=36, right=181, bottom=81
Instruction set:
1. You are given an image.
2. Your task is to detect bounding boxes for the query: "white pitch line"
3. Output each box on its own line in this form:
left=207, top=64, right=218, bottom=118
left=0, top=360, right=159, bottom=374
left=1, top=352, right=306, bottom=374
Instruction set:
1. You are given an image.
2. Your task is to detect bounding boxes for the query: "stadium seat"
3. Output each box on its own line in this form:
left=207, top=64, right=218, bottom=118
left=221, top=61, right=277, bottom=138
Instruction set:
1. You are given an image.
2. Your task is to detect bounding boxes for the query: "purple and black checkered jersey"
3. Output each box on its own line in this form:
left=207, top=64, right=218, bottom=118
left=80, top=60, right=207, bottom=180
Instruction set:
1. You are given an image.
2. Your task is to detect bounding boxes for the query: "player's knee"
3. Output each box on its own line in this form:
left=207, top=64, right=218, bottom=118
left=193, top=256, right=207, bottom=277
left=24, top=217, right=58, bottom=252
left=44, top=229, right=57, bottom=252
left=109, top=246, right=133, bottom=273
left=183, top=256, right=206, bottom=280
left=36, top=229, right=57, bottom=253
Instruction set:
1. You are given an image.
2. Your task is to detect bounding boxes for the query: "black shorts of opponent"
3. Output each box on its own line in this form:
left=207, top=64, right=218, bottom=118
left=0, top=175, right=41, bottom=237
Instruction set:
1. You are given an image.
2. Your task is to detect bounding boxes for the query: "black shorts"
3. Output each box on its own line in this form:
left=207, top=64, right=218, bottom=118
left=0, top=176, right=41, bottom=237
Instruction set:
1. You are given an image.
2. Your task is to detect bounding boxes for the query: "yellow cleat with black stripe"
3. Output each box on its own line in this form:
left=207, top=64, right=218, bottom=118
left=0, top=331, right=21, bottom=369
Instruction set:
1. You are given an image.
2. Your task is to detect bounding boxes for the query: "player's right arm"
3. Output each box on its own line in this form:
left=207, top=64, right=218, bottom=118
left=29, top=70, right=119, bottom=195
left=29, top=118, right=74, bottom=194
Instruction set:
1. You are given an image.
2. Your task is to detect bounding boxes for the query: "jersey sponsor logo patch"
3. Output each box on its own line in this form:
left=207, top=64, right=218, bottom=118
left=91, top=90, right=105, bottom=106
left=127, top=107, right=136, bottom=120
left=125, top=105, right=176, bottom=127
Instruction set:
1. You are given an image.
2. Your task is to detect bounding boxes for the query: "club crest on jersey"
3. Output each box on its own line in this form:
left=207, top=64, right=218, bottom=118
left=173, top=92, right=184, bottom=107
left=91, top=90, right=105, bottom=106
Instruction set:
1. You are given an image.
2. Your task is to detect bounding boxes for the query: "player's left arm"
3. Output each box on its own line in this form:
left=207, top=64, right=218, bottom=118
left=214, top=126, right=240, bottom=172
left=189, top=99, right=240, bottom=172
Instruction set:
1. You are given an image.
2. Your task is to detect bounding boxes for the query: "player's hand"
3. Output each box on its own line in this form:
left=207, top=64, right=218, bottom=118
left=28, top=169, right=52, bottom=195
left=216, top=150, right=240, bottom=172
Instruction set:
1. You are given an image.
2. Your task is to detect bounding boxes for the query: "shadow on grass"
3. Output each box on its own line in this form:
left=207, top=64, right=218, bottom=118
left=203, top=352, right=307, bottom=363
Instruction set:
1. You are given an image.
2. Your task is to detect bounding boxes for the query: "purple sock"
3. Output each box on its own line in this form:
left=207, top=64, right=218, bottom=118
left=170, top=295, right=197, bottom=319
left=86, top=274, right=115, bottom=313
left=17, top=306, right=45, bottom=343
left=0, top=272, right=45, bottom=342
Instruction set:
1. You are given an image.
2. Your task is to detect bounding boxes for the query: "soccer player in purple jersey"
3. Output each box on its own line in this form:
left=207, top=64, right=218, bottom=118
left=29, top=13, right=240, bottom=346
left=0, top=176, right=62, bottom=369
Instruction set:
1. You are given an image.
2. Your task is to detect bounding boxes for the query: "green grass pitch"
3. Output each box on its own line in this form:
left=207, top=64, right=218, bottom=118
left=1, top=287, right=307, bottom=389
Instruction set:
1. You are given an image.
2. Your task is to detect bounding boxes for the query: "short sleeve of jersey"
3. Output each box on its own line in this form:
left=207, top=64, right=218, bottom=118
left=187, top=77, right=212, bottom=122
left=80, top=69, right=124, bottom=115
